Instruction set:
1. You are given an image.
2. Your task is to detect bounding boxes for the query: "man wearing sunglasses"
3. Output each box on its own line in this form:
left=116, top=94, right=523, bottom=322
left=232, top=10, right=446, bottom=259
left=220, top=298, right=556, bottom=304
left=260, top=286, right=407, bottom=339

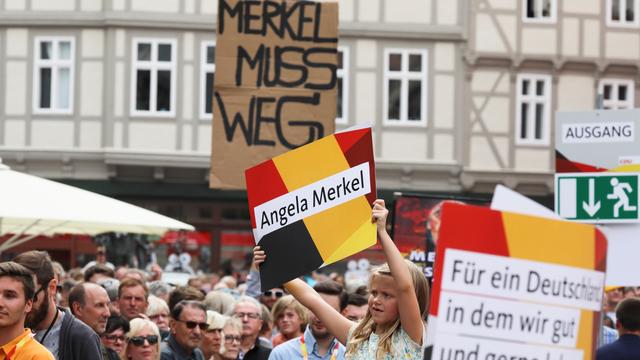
left=13, top=250, right=103, bottom=360
left=161, top=300, right=206, bottom=360
left=260, top=288, right=285, bottom=310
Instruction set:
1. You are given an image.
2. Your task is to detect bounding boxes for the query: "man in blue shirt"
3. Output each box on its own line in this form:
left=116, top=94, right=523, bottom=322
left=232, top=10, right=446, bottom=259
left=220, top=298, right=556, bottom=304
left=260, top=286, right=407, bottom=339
left=268, top=281, right=347, bottom=360
left=597, top=297, right=640, bottom=360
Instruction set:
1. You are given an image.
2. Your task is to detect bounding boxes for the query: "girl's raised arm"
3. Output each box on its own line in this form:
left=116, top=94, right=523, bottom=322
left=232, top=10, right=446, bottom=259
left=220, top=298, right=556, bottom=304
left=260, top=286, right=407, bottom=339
left=372, top=199, right=423, bottom=344
left=253, top=247, right=353, bottom=345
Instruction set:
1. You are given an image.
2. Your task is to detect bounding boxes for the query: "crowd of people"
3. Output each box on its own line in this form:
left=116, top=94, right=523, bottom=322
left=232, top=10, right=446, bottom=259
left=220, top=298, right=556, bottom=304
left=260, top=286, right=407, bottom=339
left=1, top=200, right=640, bottom=359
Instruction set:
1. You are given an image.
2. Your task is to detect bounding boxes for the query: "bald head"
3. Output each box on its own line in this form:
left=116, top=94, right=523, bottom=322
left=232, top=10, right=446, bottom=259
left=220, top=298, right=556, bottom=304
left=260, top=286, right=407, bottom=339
left=69, top=282, right=111, bottom=334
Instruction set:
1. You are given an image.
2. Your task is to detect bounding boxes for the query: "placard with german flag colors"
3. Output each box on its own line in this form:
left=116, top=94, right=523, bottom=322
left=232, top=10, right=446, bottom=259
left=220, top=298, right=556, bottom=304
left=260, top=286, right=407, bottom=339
left=426, top=203, right=607, bottom=360
left=246, top=126, right=377, bottom=291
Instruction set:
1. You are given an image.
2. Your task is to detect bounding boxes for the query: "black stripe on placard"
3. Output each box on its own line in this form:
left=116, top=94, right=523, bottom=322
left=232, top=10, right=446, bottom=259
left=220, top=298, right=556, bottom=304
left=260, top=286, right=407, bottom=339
left=258, top=219, right=324, bottom=292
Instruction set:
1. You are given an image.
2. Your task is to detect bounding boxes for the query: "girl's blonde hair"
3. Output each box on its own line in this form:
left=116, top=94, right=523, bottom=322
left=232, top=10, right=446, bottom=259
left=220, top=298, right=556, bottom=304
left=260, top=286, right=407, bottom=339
left=345, top=260, right=429, bottom=359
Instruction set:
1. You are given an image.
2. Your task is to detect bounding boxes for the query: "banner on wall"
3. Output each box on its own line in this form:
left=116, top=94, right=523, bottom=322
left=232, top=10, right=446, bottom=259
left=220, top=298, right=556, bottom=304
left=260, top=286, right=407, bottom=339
left=246, top=126, right=376, bottom=291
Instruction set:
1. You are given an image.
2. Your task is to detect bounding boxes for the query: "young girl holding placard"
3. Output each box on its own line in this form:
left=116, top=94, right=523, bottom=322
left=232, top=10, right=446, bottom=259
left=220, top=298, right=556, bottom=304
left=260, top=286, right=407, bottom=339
left=254, top=199, right=429, bottom=359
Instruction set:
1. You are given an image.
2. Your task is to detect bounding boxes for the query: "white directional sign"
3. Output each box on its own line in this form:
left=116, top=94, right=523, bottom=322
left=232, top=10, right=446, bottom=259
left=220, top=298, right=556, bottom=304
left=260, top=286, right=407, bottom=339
left=555, top=110, right=640, bottom=223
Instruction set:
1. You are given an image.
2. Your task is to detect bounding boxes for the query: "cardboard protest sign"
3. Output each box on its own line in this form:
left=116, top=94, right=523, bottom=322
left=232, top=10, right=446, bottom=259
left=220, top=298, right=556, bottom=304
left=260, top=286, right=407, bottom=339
left=210, top=0, right=339, bottom=189
left=246, top=127, right=376, bottom=291
left=427, top=203, right=607, bottom=360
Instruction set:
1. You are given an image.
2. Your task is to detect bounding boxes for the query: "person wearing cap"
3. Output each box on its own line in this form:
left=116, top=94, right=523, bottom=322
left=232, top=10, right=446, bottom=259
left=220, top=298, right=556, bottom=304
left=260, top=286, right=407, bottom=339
left=597, top=297, right=640, bottom=359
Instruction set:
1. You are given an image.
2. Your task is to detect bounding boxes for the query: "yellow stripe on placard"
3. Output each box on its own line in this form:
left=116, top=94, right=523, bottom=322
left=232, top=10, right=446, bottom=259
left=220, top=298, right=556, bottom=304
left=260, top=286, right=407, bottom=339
left=304, top=197, right=372, bottom=261
left=273, top=135, right=350, bottom=191
left=273, top=134, right=371, bottom=262
left=576, top=310, right=593, bottom=360
left=611, top=164, right=640, bottom=172
left=501, top=212, right=595, bottom=269
left=322, top=218, right=376, bottom=265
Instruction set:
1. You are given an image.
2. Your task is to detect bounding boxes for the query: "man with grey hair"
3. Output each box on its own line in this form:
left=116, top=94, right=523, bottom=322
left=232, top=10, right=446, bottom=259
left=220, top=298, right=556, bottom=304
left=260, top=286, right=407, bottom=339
left=161, top=300, right=207, bottom=360
left=231, top=296, right=270, bottom=360
left=149, top=281, right=173, bottom=304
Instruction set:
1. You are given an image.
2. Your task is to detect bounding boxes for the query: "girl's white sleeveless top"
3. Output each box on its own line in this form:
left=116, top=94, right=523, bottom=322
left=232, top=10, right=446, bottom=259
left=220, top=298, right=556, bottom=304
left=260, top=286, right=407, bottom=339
left=345, top=325, right=423, bottom=360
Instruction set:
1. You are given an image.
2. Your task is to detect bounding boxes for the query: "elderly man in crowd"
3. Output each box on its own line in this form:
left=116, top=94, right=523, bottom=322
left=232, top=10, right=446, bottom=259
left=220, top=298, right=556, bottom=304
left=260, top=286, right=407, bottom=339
left=161, top=300, right=207, bottom=360
left=68, top=282, right=111, bottom=335
left=232, top=296, right=271, bottom=360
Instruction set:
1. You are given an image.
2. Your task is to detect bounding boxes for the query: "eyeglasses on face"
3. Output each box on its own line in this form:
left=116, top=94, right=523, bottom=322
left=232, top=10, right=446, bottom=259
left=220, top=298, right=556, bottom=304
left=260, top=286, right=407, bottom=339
left=233, top=312, right=260, bottom=320
left=176, top=319, right=209, bottom=330
left=263, top=290, right=284, bottom=298
left=103, top=334, right=126, bottom=343
left=129, top=335, right=159, bottom=347
left=224, top=335, right=241, bottom=343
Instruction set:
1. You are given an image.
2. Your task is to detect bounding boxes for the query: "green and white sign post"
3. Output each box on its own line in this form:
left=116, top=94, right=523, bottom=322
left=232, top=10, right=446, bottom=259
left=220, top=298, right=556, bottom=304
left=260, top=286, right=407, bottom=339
left=555, top=173, right=640, bottom=223
left=555, top=110, right=640, bottom=224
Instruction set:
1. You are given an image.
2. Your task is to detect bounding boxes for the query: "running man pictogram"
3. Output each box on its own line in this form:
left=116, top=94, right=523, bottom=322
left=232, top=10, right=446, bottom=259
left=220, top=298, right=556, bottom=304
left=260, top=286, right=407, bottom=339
left=607, top=177, right=637, bottom=217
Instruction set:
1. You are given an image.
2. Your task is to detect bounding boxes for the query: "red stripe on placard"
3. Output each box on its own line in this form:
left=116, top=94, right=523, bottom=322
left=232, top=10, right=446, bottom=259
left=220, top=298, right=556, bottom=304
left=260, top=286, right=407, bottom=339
left=594, top=228, right=607, bottom=273
left=245, top=160, right=289, bottom=228
left=429, top=204, right=510, bottom=317
left=556, top=151, right=607, bottom=173
left=335, top=128, right=376, bottom=204
left=335, top=128, right=369, bottom=153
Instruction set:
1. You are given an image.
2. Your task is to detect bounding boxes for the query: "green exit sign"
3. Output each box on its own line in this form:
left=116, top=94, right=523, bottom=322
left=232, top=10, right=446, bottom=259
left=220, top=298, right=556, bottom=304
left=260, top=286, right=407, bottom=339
left=555, top=173, right=640, bottom=223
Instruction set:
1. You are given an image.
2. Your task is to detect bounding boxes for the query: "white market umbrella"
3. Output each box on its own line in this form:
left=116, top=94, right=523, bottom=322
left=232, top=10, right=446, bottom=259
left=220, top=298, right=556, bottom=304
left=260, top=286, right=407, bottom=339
left=0, top=162, right=194, bottom=252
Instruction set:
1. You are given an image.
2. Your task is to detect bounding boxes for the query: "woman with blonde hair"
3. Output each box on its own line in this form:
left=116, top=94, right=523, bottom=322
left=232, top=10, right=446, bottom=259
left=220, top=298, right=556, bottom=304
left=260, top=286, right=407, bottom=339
left=201, top=311, right=226, bottom=360
left=145, top=295, right=170, bottom=340
left=219, top=317, right=242, bottom=360
left=270, top=295, right=308, bottom=347
left=122, top=318, right=161, bottom=360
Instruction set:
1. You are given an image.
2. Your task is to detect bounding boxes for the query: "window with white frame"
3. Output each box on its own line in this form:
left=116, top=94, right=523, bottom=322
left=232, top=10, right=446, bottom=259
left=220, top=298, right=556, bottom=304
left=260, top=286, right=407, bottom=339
left=383, top=49, right=427, bottom=126
left=607, top=0, right=640, bottom=27
left=200, top=41, right=216, bottom=119
left=523, top=0, right=556, bottom=22
left=336, top=47, right=349, bottom=125
left=131, top=39, right=176, bottom=116
left=599, top=79, right=635, bottom=109
left=33, top=37, right=74, bottom=113
left=516, top=74, right=551, bottom=145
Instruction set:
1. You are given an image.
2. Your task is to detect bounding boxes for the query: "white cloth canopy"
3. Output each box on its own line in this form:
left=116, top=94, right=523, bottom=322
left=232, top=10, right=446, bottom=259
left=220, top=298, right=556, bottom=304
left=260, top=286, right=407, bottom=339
left=0, top=162, right=194, bottom=251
